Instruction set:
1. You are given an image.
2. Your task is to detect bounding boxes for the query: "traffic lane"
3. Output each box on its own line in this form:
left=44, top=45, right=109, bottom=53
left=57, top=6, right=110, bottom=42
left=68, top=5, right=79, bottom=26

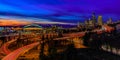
left=2, top=42, right=39, bottom=60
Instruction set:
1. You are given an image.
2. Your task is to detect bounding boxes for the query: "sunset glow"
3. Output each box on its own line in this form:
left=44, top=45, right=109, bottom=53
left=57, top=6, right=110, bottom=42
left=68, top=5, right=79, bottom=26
left=0, top=19, right=31, bottom=26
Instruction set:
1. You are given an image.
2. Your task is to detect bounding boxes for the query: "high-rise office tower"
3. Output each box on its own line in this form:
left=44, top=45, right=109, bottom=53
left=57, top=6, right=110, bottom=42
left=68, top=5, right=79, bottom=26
left=98, top=16, right=103, bottom=25
left=91, top=12, right=97, bottom=24
left=85, top=20, right=89, bottom=26
left=107, top=18, right=112, bottom=24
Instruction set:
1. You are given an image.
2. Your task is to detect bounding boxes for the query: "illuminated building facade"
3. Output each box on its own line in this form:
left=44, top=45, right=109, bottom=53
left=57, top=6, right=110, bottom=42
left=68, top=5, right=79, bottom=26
left=98, top=16, right=103, bottom=26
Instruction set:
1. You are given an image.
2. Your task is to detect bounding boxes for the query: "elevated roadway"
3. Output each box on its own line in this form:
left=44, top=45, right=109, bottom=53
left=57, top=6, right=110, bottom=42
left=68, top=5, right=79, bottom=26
left=1, top=25, right=115, bottom=60
left=0, top=39, right=16, bottom=55
left=2, top=42, right=39, bottom=60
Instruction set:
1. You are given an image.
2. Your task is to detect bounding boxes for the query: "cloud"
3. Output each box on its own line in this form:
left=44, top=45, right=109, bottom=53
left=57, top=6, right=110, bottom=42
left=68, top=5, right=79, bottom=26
left=34, top=21, right=76, bottom=25
left=0, top=18, right=76, bottom=26
left=0, top=0, right=120, bottom=23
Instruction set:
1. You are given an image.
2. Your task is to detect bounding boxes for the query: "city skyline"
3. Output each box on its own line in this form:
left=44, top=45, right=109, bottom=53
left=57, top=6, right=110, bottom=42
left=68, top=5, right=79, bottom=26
left=0, top=0, right=120, bottom=25
left=0, top=1, right=120, bottom=60
left=0, top=13, right=117, bottom=26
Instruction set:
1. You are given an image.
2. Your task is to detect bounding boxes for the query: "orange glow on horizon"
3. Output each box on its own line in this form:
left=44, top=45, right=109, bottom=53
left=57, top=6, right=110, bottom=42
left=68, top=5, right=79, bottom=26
left=0, top=19, right=76, bottom=26
left=0, top=19, right=31, bottom=26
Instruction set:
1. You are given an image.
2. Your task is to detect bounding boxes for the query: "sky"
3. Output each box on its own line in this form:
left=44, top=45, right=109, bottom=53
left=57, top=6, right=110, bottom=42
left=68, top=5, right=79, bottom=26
left=0, top=0, right=120, bottom=26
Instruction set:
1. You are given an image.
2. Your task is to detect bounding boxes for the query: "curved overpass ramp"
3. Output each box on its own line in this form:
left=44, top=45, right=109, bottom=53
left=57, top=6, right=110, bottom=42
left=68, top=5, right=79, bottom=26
left=2, top=42, right=39, bottom=60
left=0, top=39, right=16, bottom=55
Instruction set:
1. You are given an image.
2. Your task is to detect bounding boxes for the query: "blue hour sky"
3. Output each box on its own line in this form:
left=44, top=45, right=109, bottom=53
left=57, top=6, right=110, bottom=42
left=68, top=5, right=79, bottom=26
left=0, top=0, right=120, bottom=25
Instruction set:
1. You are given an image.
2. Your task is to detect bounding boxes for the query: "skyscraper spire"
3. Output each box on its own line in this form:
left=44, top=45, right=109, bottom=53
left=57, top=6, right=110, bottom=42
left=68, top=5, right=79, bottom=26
left=91, top=12, right=97, bottom=24
left=92, top=12, right=95, bottom=17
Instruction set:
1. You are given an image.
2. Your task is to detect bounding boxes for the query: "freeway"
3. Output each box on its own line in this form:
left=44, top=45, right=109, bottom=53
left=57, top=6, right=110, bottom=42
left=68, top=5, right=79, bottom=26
left=1, top=25, right=114, bottom=60
left=0, top=39, right=16, bottom=55
left=1, top=32, right=86, bottom=60
left=2, top=42, right=39, bottom=60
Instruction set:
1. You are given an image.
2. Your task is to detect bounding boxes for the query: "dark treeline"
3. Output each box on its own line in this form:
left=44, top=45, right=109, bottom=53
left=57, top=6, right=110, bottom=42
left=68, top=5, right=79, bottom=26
left=83, top=29, right=120, bottom=50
